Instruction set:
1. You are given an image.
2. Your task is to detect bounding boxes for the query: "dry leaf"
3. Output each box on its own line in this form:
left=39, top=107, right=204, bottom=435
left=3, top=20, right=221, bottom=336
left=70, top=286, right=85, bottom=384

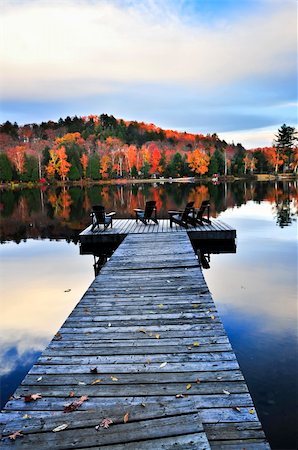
left=24, top=393, right=42, bottom=402
left=186, top=383, right=192, bottom=390
left=138, top=328, right=147, bottom=334
left=37, top=376, right=43, bottom=382
left=157, top=304, right=164, bottom=308
left=175, top=394, right=185, bottom=398
left=9, top=430, right=23, bottom=440
left=54, top=332, right=62, bottom=340
left=108, top=323, right=112, bottom=327
left=193, top=342, right=200, bottom=347
left=195, top=378, right=201, bottom=384
left=155, top=334, right=160, bottom=339
left=166, top=280, right=171, bottom=283
left=233, top=406, right=241, bottom=412
left=141, top=402, right=146, bottom=407
left=97, top=418, right=113, bottom=429
left=22, top=414, right=31, bottom=419
left=177, top=286, right=183, bottom=291
left=210, top=315, right=215, bottom=320
left=159, top=362, right=167, bottom=368
left=248, top=408, right=255, bottom=414
left=69, top=391, right=75, bottom=397
left=63, top=395, right=88, bottom=413
left=223, top=390, right=231, bottom=395
left=64, top=289, right=71, bottom=292
left=192, top=304, right=199, bottom=308
left=111, top=376, right=118, bottom=381
left=91, top=379, right=102, bottom=385
left=78, top=381, right=86, bottom=385
left=123, top=412, right=129, bottom=423
left=90, top=367, right=98, bottom=374
left=53, top=424, right=68, bottom=432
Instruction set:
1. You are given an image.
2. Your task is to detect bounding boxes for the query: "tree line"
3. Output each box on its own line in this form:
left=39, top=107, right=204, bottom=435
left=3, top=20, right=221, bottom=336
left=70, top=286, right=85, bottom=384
left=0, top=114, right=297, bottom=183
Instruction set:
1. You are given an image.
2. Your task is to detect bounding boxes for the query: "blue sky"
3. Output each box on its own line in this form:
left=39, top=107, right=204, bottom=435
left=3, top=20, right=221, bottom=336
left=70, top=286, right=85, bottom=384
left=1, top=0, right=297, bottom=148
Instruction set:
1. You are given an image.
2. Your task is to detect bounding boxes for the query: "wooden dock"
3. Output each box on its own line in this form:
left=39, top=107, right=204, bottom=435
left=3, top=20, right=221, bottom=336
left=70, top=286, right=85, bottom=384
left=1, top=231, right=270, bottom=449
left=79, top=218, right=236, bottom=245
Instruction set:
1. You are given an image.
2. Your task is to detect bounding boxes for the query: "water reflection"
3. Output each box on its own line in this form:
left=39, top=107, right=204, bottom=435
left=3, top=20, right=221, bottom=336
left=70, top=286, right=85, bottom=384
left=0, top=182, right=297, bottom=449
left=1, top=181, right=297, bottom=243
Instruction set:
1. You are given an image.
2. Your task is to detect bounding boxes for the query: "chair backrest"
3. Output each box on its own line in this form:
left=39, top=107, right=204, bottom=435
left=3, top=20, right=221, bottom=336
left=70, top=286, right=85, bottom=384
left=181, top=201, right=195, bottom=221
left=144, top=201, right=157, bottom=219
left=92, top=205, right=106, bottom=223
left=197, top=200, right=210, bottom=219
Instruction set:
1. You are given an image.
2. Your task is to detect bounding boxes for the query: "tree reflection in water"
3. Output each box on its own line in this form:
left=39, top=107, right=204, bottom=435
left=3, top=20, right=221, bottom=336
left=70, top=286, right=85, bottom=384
left=0, top=180, right=297, bottom=243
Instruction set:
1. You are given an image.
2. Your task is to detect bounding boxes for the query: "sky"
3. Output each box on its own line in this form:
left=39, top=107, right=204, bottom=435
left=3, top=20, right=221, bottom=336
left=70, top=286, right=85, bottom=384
left=1, top=0, right=297, bottom=148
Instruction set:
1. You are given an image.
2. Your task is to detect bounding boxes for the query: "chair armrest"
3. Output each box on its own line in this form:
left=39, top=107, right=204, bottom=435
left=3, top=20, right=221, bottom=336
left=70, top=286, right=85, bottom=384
left=134, top=208, right=144, bottom=213
left=106, top=211, right=116, bottom=217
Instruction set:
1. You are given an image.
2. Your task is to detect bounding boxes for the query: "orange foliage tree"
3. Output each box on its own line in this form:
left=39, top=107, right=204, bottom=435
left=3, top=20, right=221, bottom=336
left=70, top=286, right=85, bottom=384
left=80, top=153, right=89, bottom=179
left=187, top=148, right=210, bottom=175
left=7, top=146, right=26, bottom=174
left=46, top=146, right=71, bottom=181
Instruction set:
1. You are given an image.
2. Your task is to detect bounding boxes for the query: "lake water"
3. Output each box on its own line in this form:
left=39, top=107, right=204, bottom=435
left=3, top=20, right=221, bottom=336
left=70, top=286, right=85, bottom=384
left=0, top=180, right=297, bottom=449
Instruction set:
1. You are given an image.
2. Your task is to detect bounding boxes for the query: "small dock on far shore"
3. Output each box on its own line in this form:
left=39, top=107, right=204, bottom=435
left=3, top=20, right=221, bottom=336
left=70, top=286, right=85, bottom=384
left=0, top=221, right=270, bottom=449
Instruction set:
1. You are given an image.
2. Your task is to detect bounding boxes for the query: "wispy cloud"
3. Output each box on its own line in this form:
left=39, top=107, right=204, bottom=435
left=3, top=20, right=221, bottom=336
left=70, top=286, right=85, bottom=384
left=1, top=0, right=296, bottom=99
left=0, top=0, right=297, bottom=146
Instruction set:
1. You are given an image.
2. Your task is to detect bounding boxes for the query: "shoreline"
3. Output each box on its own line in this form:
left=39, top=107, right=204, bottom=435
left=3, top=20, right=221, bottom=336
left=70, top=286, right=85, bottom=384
left=0, top=173, right=297, bottom=190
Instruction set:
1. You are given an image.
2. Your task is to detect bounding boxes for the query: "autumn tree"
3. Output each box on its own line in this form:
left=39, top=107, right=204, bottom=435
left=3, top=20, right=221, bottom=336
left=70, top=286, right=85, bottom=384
left=187, top=148, right=210, bottom=175
left=80, top=153, right=89, bottom=179
left=7, top=146, right=26, bottom=175
left=46, top=146, right=71, bottom=181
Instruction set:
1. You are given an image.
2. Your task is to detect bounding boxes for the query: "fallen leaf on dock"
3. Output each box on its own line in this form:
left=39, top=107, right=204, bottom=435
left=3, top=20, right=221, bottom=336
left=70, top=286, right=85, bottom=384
left=111, top=376, right=118, bottom=381
left=24, top=393, right=42, bottom=402
left=233, top=407, right=241, bottom=412
left=192, top=304, right=199, bottom=308
left=90, top=367, right=98, bottom=374
left=52, top=424, right=68, bottom=432
left=123, top=412, right=129, bottom=423
left=186, top=384, right=192, bottom=390
left=193, top=342, right=200, bottom=347
left=157, top=304, right=164, bottom=308
left=210, top=315, right=215, bottom=320
left=175, top=394, right=185, bottom=398
left=9, top=430, right=23, bottom=440
left=155, top=334, right=160, bottom=339
left=22, top=414, right=31, bottom=419
left=63, top=395, right=88, bottom=413
left=64, top=289, right=71, bottom=292
left=195, top=378, right=201, bottom=384
left=248, top=408, right=255, bottom=414
left=159, top=362, right=167, bottom=368
left=177, top=287, right=183, bottom=291
left=91, top=379, right=102, bottom=385
left=223, top=390, right=231, bottom=395
left=37, top=376, right=43, bottom=382
left=138, top=328, right=147, bottom=334
left=78, top=381, right=86, bottom=385
left=96, top=418, right=113, bottom=429
left=68, top=391, right=75, bottom=397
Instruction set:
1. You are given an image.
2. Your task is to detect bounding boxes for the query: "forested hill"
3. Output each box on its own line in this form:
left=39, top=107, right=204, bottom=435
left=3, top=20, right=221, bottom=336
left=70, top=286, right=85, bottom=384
left=0, top=114, right=296, bottom=182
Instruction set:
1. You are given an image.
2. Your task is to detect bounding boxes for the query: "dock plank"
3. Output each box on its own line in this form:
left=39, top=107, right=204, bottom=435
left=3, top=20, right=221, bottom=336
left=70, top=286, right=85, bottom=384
left=1, top=232, right=269, bottom=449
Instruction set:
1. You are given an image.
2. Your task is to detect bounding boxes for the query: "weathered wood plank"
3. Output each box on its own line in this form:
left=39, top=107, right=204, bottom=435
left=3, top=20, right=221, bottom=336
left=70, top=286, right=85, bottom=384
left=1, top=232, right=269, bottom=449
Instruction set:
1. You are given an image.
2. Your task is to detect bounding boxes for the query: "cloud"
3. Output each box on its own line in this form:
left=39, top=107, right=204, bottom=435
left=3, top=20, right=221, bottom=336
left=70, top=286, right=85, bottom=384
left=1, top=0, right=296, bottom=100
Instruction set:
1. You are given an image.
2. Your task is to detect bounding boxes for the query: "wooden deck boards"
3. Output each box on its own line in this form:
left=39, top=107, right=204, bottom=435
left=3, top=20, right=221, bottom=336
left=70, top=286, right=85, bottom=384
left=0, top=233, right=269, bottom=449
left=79, top=219, right=236, bottom=245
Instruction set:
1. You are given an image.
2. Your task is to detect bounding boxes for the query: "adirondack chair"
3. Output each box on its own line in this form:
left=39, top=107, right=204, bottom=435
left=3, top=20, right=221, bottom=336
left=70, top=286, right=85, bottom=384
left=188, top=200, right=211, bottom=226
left=91, top=205, right=116, bottom=231
left=134, top=200, right=158, bottom=225
left=168, top=201, right=195, bottom=228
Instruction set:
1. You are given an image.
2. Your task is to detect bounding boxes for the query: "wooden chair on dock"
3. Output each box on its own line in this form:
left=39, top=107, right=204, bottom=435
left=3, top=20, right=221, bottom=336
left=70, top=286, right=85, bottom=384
left=91, top=205, right=116, bottom=231
left=188, top=200, right=211, bottom=226
left=168, top=201, right=195, bottom=228
left=134, top=200, right=158, bottom=225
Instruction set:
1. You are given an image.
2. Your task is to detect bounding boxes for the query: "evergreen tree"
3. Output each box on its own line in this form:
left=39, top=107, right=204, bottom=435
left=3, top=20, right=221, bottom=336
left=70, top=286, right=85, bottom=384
left=0, top=153, right=13, bottom=182
left=274, top=124, right=297, bottom=170
left=87, top=153, right=101, bottom=180
left=68, top=158, right=81, bottom=181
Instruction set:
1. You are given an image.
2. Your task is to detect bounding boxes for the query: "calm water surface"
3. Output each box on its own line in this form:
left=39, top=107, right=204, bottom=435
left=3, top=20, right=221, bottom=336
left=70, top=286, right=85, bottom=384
left=0, top=181, right=297, bottom=449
